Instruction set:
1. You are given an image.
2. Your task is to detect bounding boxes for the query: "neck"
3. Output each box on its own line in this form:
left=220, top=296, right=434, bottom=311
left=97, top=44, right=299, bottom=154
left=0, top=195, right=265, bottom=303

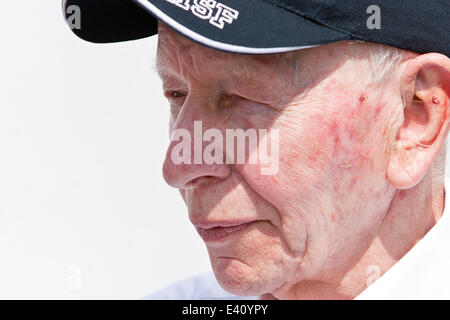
left=346, top=173, right=445, bottom=298
left=265, top=172, right=445, bottom=300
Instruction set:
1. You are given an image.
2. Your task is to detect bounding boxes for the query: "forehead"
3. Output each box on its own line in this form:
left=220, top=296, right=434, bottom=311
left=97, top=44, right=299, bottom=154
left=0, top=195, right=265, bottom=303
left=155, top=22, right=301, bottom=82
left=154, top=23, right=383, bottom=105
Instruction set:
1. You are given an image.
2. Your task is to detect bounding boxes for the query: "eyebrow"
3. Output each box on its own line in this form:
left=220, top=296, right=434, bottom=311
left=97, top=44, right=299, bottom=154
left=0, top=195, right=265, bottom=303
left=152, top=53, right=277, bottom=92
left=152, top=57, right=166, bottom=79
left=153, top=56, right=185, bottom=86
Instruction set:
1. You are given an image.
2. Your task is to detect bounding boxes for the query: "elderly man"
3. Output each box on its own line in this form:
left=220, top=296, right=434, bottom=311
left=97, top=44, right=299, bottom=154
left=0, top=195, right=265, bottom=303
left=64, top=0, right=450, bottom=299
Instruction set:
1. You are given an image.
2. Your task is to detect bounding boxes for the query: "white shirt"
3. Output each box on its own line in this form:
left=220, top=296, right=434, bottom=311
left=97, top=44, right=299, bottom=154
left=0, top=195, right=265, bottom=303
left=146, top=178, right=450, bottom=300
left=144, top=271, right=257, bottom=300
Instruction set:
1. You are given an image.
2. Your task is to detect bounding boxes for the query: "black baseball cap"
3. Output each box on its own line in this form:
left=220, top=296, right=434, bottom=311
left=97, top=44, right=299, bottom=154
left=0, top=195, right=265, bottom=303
left=63, top=0, right=450, bottom=56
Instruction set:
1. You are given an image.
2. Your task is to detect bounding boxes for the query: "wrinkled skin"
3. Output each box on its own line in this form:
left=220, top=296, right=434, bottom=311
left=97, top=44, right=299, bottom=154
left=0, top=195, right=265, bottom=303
left=156, top=23, right=450, bottom=299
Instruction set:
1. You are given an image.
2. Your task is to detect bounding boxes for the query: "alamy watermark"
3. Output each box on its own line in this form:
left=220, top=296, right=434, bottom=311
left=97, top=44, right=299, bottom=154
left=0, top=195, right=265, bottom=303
left=66, top=5, right=81, bottom=30
left=170, top=121, right=279, bottom=175
left=66, top=265, right=82, bottom=291
left=366, top=5, right=381, bottom=30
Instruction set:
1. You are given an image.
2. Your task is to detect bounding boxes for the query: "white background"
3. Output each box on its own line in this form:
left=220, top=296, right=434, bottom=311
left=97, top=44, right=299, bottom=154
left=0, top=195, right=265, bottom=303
left=0, top=1, right=211, bottom=299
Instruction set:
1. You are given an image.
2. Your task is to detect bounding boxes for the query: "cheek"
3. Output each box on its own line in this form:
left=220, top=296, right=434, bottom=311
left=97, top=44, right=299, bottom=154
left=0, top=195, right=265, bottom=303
left=235, top=90, right=387, bottom=214
left=232, top=114, right=333, bottom=219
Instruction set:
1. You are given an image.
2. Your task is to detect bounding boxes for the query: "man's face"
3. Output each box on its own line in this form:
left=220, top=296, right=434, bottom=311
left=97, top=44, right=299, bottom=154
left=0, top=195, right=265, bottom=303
left=157, top=24, right=399, bottom=297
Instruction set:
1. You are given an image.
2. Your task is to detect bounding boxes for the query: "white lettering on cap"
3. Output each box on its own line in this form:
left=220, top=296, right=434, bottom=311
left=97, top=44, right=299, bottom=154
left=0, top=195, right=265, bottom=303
left=165, top=0, right=239, bottom=29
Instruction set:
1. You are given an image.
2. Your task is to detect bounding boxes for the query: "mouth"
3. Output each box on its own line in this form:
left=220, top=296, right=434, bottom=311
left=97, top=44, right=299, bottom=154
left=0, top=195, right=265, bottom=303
left=194, top=221, right=255, bottom=243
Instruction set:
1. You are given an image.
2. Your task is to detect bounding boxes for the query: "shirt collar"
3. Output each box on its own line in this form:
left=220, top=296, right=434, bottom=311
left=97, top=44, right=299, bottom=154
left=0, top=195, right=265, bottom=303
left=356, top=176, right=450, bottom=299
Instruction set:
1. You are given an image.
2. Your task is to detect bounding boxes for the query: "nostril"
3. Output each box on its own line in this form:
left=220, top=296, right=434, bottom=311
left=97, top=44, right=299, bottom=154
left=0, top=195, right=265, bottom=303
left=185, top=175, right=215, bottom=188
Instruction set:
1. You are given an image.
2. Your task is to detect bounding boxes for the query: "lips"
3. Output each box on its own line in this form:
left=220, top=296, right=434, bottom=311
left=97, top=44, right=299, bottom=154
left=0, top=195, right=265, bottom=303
left=194, top=221, right=254, bottom=243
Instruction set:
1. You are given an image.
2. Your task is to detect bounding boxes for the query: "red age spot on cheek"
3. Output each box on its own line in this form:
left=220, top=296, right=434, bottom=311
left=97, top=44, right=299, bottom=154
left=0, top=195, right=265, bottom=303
left=359, top=93, right=382, bottom=117
left=359, top=95, right=366, bottom=104
left=432, top=96, right=440, bottom=104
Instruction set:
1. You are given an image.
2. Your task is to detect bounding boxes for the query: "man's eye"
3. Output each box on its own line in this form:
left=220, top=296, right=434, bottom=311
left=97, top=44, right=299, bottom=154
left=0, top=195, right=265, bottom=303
left=166, top=91, right=187, bottom=99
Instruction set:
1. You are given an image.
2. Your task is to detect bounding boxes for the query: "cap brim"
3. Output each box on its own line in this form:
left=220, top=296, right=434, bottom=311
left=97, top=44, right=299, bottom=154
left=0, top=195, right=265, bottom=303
left=62, top=0, right=157, bottom=43
left=64, top=0, right=352, bottom=54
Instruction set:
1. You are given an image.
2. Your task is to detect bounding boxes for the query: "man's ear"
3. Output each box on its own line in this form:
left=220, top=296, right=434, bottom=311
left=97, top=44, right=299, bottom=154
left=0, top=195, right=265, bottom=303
left=387, top=53, right=450, bottom=189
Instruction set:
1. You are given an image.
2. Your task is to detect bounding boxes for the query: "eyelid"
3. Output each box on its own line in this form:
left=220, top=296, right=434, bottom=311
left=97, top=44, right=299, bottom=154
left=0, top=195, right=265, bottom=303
left=164, top=90, right=188, bottom=100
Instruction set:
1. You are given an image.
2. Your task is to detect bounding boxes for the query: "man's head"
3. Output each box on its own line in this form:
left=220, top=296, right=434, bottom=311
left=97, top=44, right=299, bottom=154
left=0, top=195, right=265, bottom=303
left=157, top=23, right=450, bottom=298
left=62, top=0, right=450, bottom=299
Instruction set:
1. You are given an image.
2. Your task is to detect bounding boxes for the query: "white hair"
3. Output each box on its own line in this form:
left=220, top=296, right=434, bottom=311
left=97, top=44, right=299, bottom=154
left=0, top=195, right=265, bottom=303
left=346, top=40, right=407, bottom=84
left=367, top=43, right=406, bottom=84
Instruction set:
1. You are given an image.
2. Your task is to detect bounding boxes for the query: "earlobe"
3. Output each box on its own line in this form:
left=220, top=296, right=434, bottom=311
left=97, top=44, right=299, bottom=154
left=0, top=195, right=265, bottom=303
left=387, top=53, right=450, bottom=189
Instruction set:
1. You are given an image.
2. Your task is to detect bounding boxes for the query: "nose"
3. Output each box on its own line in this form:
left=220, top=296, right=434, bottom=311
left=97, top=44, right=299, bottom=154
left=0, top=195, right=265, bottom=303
left=162, top=97, right=231, bottom=189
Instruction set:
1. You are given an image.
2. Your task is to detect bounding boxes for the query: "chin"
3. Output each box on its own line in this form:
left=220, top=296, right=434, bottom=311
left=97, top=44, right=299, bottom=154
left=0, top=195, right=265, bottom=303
left=211, top=256, right=281, bottom=297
